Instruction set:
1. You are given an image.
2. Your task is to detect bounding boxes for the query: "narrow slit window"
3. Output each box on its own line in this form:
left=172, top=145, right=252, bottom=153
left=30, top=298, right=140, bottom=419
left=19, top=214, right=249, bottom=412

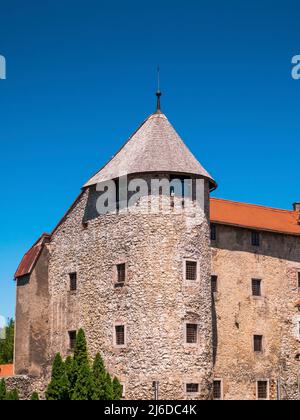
left=117, top=264, right=126, bottom=285
left=115, top=325, right=125, bottom=346
left=186, top=383, right=199, bottom=394
left=251, top=231, right=260, bottom=247
left=82, top=221, right=88, bottom=229
left=186, top=261, right=197, bottom=281
left=210, top=224, right=217, bottom=241
left=257, top=381, right=268, bottom=400
left=298, top=272, right=300, bottom=288
left=68, top=331, right=77, bottom=351
left=186, top=324, right=198, bottom=344
left=254, top=335, right=263, bottom=352
left=252, top=279, right=261, bottom=297
left=213, top=381, right=222, bottom=400
left=211, top=275, right=218, bottom=293
left=69, top=273, right=77, bottom=292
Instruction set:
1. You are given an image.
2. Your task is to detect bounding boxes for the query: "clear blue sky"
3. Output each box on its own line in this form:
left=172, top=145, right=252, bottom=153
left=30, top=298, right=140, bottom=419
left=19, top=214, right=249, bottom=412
left=0, top=0, right=299, bottom=319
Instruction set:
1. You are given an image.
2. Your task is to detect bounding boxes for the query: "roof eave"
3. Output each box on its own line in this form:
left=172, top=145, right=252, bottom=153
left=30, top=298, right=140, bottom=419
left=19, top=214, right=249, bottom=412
left=83, top=171, right=217, bottom=191
left=210, top=220, right=300, bottom=237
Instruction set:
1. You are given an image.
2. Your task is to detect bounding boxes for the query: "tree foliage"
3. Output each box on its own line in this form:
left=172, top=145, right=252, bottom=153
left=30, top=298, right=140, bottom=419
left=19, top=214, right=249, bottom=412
left=0, top=319, right=14, bottom=364
left=30, top=392, right=39, bottom=400
left=71, top=329, right=93, bottom=400
left=0, top=379, right=19, bottom=401
left=112, top=376, right=123, bottom=400
left=0, top=379, right=6, bottom=400
left=45, top=329, right=122, bottom=400
left=5, top=389, right=19, bottom=400
left=92, top=353, right=108, bottom=400
left=45, top=353, right=70, bottom=400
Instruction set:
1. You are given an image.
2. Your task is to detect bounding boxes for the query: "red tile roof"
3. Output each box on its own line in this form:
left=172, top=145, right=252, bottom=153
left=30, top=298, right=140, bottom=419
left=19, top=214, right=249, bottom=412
left=0, top=364, right=13, bottom=378
left=14, top=234, right=50, bottom=279
left=211, top=198, right=300, bottom=236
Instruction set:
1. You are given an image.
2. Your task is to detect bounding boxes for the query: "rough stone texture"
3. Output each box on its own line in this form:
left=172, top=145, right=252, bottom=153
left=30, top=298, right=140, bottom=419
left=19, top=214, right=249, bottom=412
left=13, top=176, right=300, bottom=400
left=212, top=224, right=300, bottom=400
left=6, top=375, right=45, bottom=400
left=15, top=246, right=50, bottom=377
left=47, top=174, right=213, bottom=400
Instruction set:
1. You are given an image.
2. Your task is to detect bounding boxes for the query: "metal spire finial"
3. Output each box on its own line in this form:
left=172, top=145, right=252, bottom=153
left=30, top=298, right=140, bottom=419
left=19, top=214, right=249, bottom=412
left=156, top=66, right=162, bottom=113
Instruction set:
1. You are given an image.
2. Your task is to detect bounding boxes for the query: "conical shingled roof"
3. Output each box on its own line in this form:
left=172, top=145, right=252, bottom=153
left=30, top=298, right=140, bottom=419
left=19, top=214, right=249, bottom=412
left=83, top=112, right=216, bottom=189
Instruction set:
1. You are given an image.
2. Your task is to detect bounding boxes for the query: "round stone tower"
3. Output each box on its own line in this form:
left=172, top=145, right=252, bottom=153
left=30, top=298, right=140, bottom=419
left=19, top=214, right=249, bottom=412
left=48, top=95, right=217, bottom=400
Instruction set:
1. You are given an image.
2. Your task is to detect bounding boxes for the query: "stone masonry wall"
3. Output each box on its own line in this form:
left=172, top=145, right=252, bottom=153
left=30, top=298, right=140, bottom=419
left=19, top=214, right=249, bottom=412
left=6, top=375, right=46, bottom=400
left=212, top=224, right=300, bottom=400
left=47, top=174, right=214, bottom=400
left=15, top=246, right=50, bottom=378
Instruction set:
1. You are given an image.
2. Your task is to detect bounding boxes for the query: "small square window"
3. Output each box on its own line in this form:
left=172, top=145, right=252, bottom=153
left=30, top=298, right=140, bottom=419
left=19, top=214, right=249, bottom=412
left=210, top=224, right=217, bottom=241
left=251, top=231, right=260, bottom=247
left=257, top=381, right=268, bottom=400
left=252, top=279, right=261, bottom=297
left=186, top=261, right=197, bottom=281
left=211, top=275, right=218, bottom=293
left=115, top=325, right=125, bottom=346
left=116, top=264, right=126, bottom=286
left=254, top=335, right=263, bottom=352
left=69, top=273, right=77, bottom=292
left=213, top=380, right=222, bottom=400
left=68, top=331, right=77, bottom=351
left=186, top=324, right=198, bottom=344
left=186, top=383, right=199, bottom=394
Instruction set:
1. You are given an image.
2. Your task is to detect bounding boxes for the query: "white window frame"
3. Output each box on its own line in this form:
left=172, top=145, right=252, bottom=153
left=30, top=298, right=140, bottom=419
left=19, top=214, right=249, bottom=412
left=120, top=382, right=126, bottom=399
left=292, top=316, right=300, bottom=340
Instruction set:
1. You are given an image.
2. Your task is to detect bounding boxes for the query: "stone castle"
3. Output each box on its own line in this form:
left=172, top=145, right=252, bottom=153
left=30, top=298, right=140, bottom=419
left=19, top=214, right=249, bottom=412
left=12, top=94, right=300, bottom=400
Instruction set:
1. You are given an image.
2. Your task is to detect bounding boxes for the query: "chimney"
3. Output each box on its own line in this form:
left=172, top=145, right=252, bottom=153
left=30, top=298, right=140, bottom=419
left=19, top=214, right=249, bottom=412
left=293, top=203, right=300, bottom=212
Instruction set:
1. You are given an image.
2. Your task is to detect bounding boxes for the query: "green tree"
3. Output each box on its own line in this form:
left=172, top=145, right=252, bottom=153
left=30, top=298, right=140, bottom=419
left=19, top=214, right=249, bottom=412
left=64, top=355, right=74, bottom=393
left=0, top=319, right=14, bottom=364
left=30, top=392, right=39, bottom=400
left=91, top=353, right=107, bottom=400
left=112, top=377, right=123, bottom=400
left=104, top=372, right=114, bottom=400
left=72, top=360, right=93, bottom=400
left=45, top=353, right=69, bottom=400
left=44, top=329, right=122, bottom=401
left=73, top=330, right=89, bottom=368
left=5, top=389, right=19, bottom=400
left=71, top=329, right=93, bottom=400
left=0, top=379, right=6, bottom=400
